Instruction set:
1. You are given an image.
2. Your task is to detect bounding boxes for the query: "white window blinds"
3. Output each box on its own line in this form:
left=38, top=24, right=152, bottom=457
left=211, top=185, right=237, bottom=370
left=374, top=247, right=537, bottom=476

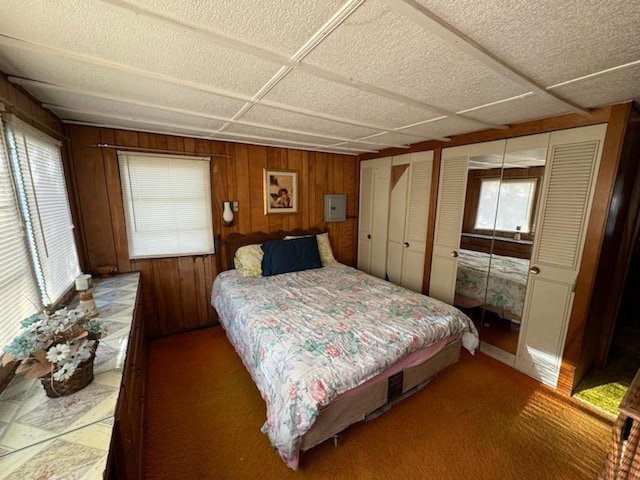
left=5, top=117, right=81, bottom=305
left=0, top=118, right=41, bottom=349
left=118, top=153, right=215, bottom=259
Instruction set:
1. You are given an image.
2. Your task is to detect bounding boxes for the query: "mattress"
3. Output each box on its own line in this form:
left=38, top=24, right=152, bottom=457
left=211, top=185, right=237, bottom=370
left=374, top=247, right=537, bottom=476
left=211, top=262, right=478, bottom=468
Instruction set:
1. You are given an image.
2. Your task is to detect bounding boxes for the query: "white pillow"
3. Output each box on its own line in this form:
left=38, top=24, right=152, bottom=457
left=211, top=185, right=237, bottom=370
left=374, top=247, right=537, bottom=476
left=233, top=244, right=263, bottom=277
left=283, top=233, right=336, bottom=266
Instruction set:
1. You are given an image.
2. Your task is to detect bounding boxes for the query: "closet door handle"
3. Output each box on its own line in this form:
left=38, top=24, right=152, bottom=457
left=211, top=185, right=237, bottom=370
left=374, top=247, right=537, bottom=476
left=451, top=251, right=459, bottom=258
left=529, top=266, right=540, bottom=275
left=403, top=242, right=409, bottom=248
left=367, top=234, right=371, bottom=239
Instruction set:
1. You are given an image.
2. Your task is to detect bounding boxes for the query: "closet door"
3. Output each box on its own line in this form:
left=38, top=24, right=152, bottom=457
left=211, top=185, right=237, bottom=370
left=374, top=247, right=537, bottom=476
left=387, top=152, right=433, bottom=292
left=515, top=124, right=607, bottom=388
left=429, top=147, right=469, bottom=303
left=358, top=157, right=391, bottom=278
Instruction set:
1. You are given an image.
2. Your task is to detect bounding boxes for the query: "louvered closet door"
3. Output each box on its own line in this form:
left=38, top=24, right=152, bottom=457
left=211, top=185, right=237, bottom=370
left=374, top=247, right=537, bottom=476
left=386, top=155, right=410, bottom=286
left=515, top=124, right=607, bottom=388
left=429, top=148, right=469, bottom=304
left=401, top=152, right=433, bottom=292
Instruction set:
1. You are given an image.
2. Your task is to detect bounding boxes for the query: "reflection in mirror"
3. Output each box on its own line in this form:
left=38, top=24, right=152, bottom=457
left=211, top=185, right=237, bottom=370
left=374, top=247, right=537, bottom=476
left=454, top=141, right=547, bottom=361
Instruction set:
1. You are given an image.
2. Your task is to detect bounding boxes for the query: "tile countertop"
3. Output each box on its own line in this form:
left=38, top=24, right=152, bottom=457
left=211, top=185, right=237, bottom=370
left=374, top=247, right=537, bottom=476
left=0, top=272, right=140, bottom=480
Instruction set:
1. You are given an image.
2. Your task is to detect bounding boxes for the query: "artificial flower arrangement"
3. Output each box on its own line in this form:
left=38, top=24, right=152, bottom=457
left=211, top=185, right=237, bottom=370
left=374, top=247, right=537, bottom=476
left=1, top=307, right=104, bottom=386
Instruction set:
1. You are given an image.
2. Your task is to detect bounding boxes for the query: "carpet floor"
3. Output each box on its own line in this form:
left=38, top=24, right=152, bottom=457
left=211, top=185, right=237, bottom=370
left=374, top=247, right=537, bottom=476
left=144, top=326, right=612, bottom=480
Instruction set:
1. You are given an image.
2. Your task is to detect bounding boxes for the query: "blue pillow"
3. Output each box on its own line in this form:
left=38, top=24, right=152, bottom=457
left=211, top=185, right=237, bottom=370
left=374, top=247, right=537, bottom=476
left=261, top=236, right=323, bottom=276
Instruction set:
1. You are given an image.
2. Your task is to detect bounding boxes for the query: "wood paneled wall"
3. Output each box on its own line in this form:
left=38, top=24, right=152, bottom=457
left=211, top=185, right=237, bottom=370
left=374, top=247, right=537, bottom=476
left=67, top=125, right=358, bottom=338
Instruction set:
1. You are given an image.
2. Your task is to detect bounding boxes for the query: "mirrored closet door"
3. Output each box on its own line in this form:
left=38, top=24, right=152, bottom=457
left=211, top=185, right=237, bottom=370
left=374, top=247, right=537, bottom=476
left=430, top=125, right=607, bottom=388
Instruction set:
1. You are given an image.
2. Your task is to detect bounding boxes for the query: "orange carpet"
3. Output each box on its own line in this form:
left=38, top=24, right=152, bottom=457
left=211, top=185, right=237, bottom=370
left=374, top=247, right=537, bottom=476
left=144, top=326, right=612, bottom=480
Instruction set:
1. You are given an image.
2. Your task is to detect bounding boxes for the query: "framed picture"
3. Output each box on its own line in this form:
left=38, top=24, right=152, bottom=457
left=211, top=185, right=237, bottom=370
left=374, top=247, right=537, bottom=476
left=264, top=169, right=298, bottom=214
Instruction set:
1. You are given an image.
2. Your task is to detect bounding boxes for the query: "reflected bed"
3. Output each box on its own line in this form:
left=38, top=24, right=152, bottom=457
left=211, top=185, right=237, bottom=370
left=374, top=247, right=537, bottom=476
left=455, top=248, right=530, bottom=323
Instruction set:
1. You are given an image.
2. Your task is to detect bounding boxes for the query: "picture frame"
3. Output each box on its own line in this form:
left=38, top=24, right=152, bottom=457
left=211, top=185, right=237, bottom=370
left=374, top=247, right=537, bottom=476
left=264, top=169, right=298, bottom=214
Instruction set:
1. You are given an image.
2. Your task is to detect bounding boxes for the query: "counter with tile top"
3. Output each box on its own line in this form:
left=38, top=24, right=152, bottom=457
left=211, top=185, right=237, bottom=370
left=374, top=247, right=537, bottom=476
left=0, top=272, right=143, bottom=479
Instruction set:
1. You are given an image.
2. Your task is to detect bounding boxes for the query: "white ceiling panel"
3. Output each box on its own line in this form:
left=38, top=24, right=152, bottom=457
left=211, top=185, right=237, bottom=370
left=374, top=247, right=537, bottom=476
left=0, top=0, right=281, bottom=95
left=461, top=95, right=570, bottom=126
left=36, top=91, right=227, bottom=132
left=123, top=0, right=346, bottom=57
left=223, top=124, right=341, bottom=147
left=550, top=65, right=640, bottom=110
left=0, top=47, right=248, bottom=118
left=241, top=105, right=381, bottom=140
left=212, top=134, right=367, bottom=154
left=417, top=0, right=640, bottom=86
left=264, top=70, right=441, bottom=127
left=0, top=0, right=637, bottom=154
left=395, top=117, right=482, bottom=138
left=304, top=0, right=528, bottom=111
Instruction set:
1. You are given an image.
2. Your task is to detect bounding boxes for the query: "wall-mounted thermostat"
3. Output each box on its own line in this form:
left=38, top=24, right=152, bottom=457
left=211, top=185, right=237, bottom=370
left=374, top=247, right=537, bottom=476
left=324, top=194, right=347, bottom=222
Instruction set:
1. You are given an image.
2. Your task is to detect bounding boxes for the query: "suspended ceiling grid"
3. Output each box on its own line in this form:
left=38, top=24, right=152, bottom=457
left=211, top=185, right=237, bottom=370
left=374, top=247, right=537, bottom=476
left=0, top=0, right=638, bottom=155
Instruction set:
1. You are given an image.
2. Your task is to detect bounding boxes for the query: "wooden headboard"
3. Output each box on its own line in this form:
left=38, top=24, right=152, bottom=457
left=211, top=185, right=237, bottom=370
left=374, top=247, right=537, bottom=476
left=221, top=228, right=324, bottom=271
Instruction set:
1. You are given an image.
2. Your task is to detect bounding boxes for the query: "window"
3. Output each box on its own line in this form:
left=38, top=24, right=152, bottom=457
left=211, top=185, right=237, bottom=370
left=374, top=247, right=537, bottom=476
left=475, top=178, right=537, bottom=233
left=118, top=153, right=215, bottom=259
left=5, top=116, right=81, bottom=306
left=0, top=119, right=41, bottom=348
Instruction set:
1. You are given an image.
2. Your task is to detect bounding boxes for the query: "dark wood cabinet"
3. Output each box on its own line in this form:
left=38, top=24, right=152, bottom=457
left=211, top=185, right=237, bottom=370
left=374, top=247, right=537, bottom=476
left=106, top=289, right=146, bottom=479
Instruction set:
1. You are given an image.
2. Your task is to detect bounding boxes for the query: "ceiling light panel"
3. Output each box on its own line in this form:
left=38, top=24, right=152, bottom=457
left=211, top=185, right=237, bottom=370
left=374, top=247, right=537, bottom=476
left=304, top=0, right=527, bottom=112
left=417, top=0, right=640, bottom=87
left=223, top=124, right=340, bottom=146
left=240, top=105, right=381, bottom=139
left=123, top=0, right=346, bottom=57
left=461, top=95, right=570, bottom=126
left=265, top=70, right=441, bottom=127
left=0, top=48, right=248, bottom=117
left=550, top=65, right=640, bottom=110
left=0, top=0, right=281, bottom=94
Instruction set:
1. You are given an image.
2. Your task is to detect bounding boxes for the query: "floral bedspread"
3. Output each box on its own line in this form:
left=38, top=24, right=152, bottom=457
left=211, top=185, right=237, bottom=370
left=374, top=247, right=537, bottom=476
left=455, top=249, right=530, bottom=321
left=211, top=263, right=478, bottom=468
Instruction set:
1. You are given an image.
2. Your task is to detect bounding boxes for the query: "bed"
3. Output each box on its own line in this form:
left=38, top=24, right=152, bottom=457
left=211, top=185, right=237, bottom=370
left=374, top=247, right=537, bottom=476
left=211, top=230, right=479, bottom=469
left=454, top=248, right=530, bottom=323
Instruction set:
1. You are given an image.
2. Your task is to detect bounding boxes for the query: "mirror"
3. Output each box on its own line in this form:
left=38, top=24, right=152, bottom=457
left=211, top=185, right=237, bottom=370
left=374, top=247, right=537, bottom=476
left=453, top=136, right=548, bottom=363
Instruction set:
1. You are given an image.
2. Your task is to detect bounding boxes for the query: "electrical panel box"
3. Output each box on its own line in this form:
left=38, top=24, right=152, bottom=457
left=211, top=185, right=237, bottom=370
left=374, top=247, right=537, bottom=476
left=324, top=194, right=347, bottom=222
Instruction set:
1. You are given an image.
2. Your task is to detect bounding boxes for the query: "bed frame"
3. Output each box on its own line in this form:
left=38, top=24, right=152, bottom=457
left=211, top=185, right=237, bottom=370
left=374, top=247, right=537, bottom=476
left=218, top=229, right=463, bottom=460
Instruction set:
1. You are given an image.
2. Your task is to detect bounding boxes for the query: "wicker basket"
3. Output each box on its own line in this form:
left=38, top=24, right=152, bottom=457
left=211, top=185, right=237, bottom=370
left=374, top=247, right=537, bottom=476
left=40, top=341, right=98, bottom=398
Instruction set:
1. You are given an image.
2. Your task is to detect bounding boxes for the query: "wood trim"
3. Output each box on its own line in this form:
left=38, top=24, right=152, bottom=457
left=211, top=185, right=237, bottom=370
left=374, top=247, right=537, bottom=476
left=359, top=106, right=614, bottom=161
left=556, top=103, right=632, bottom=396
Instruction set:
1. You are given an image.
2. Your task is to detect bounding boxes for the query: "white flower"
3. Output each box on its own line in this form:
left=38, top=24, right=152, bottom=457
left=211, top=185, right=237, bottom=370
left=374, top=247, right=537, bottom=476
left=46, top=344, right=71, bottom=364
left=52, top=362, right=77, bottom=382
left=74, top=340, right=95, bottom=363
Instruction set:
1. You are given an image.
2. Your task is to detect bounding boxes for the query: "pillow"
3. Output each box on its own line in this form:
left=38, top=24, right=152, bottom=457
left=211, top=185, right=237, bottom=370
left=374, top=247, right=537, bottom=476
left=261, top=236, right=322, bottom=277
left=283, top=232, right=336, bottom=266
left=234, top=244, right=263, bottom=277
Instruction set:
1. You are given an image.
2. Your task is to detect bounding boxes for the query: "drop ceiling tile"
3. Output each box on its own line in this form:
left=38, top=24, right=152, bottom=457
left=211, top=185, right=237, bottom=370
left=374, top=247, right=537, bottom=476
left=417, top=0, right=640, bottom=87
left=57, top=112, right=214, bottom=140
left=264, top=70, right=441, bottom=128
left=36, top=91, right=227, bottom=131
left=0, top=0, right=281, bottom=95
left=354, top=132, right=418, bottom=147
left=240, top=105, right=382, bottom=140
left=223, top=124, right=338, bottom=146
left=304, top=0, right=526, bottom=112
left=461, top=95, right=571, bottom=126
left=395, top=117, right=482, bottom=138
left=211, top=134, right=361, bottom=155
left=550, top=65, right=640, bottom=109
left=329, top=142, right=393, bottom=153
left=0, top=48, right=248, bottom=118
left=124, top=0, right=345, bottom=57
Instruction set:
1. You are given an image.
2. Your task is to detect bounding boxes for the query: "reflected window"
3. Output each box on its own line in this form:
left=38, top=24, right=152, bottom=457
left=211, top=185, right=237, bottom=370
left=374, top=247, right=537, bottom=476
left=475, top=178, right=537, bottom=233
